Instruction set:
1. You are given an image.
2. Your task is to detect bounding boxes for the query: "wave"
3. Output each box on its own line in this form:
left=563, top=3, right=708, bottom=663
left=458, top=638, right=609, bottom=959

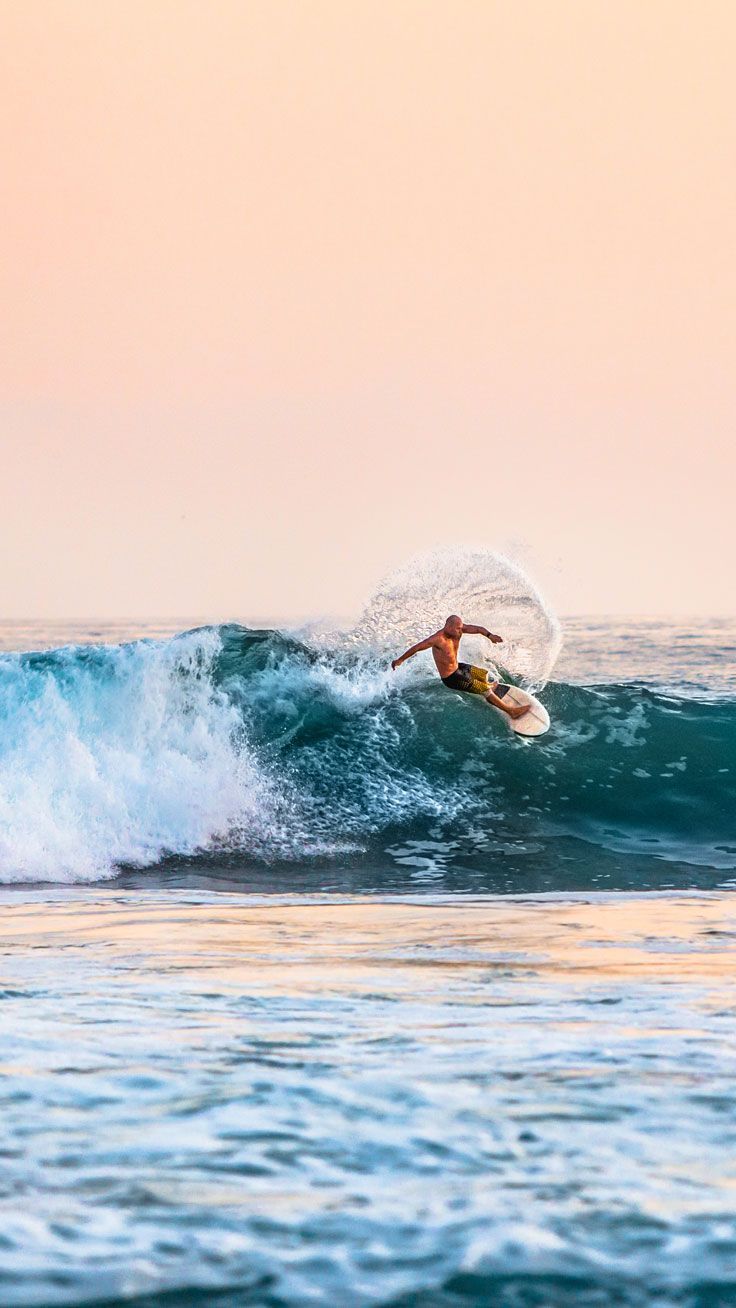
left=0, top=553, right=732, bottom=885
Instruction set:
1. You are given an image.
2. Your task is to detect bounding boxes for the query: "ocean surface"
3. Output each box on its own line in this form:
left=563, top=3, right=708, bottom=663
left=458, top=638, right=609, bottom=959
left=1, top=552, right=735, bottom=1306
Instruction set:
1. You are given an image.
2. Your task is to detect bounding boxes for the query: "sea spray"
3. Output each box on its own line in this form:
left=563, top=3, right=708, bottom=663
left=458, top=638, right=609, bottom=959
left=346, top=545, right=562, bottom=687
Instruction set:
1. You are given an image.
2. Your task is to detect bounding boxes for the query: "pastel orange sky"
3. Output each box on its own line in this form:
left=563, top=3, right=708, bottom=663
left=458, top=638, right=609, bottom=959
left=2, top=1, right=734, bottom=619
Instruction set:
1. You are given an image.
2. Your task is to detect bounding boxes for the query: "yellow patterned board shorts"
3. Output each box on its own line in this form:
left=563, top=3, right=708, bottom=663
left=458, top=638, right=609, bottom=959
left=440, top=662, right=494, bottom=695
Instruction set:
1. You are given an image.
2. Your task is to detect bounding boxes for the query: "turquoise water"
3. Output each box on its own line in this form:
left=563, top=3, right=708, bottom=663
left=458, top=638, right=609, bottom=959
left=1, top=591, right=734, bottom=1305
left=0, top=614, right=732, bottom=891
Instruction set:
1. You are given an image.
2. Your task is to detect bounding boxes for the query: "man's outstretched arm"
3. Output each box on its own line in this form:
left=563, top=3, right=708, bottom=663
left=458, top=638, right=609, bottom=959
left=462, top=623, right=503, bottom=643
left=391, top=634, right=437, bottom=670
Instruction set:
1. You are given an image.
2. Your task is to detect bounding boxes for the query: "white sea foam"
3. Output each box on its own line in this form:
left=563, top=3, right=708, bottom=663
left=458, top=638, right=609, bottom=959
left=0, top=630, right=272, bottom=883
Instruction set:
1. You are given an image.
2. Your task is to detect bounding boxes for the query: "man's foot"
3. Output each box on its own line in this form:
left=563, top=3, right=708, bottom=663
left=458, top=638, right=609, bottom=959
left=507, top=703, right=529, bottom=721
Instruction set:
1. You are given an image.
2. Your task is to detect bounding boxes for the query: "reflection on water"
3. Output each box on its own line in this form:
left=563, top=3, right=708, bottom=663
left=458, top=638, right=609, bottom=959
left=2, top=890, right=736, bottom=1306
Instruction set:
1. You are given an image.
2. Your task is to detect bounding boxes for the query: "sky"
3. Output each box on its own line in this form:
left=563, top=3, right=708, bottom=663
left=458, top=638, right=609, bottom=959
left=2, top=0, right=734, bottom=619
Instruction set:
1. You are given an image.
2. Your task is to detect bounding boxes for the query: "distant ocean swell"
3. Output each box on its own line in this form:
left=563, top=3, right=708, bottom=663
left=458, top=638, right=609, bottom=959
left=0, top=549, right=732, bottom=884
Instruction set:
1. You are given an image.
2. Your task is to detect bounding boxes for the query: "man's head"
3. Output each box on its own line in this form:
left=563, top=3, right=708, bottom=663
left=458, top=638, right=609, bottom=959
left=443, top=614, right=463, bottom=638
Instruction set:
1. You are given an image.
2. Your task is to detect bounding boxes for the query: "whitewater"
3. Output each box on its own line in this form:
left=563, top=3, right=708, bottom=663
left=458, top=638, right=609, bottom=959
left=0, top=547, right=732, bottom=888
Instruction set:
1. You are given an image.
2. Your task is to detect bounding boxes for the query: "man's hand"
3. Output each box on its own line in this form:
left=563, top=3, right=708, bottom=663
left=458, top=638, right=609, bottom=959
left=485, top=629, right=503, bottom=644
left=391, top=659, right=399, bottom=671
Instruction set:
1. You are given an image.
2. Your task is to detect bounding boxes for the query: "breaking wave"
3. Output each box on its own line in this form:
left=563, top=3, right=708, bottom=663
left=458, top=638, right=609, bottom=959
left=0, top=549, right=732, bottom=884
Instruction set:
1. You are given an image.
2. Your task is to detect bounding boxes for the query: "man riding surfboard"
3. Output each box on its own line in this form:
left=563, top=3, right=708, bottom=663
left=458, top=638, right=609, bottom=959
left=391, top=614, right=529, bottom=720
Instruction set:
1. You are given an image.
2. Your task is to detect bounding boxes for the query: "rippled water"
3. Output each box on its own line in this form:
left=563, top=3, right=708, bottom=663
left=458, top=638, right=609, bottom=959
left=3, top=891, right=736, bottom=1307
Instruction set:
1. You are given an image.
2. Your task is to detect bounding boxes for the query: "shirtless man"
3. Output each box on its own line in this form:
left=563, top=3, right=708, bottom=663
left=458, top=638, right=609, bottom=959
left=390, top=614, right=528, bottom=720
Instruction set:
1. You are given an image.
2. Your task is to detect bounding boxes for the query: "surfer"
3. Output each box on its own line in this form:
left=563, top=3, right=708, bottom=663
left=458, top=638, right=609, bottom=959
left=391, top=614, right=529, bottom=719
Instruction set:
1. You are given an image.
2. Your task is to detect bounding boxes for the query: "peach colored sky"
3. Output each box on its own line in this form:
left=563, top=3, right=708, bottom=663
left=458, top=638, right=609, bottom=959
left=2, top=1, right=734, bottom=619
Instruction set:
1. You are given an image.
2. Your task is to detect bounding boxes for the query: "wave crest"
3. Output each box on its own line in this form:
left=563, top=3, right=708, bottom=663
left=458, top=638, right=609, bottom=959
left=0, top=630, right=272, bottom=883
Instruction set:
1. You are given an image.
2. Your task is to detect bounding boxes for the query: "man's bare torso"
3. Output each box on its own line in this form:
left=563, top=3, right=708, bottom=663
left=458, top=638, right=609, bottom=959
left=391, top=615, right=501, bottom=682
left=429, top=631, right=461, bottom=679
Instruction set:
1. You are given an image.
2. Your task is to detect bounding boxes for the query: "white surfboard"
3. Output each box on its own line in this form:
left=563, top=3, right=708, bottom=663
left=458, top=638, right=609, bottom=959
left=492, top=683, right=550, bottom=737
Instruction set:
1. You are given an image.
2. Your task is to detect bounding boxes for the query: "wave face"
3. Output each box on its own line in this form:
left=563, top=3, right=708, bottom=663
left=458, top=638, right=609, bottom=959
left=0, top=554, right=732, bottom=886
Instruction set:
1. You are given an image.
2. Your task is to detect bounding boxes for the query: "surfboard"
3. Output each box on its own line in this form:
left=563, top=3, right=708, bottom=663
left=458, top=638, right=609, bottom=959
left=492, top=683, right=550, bottom=737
